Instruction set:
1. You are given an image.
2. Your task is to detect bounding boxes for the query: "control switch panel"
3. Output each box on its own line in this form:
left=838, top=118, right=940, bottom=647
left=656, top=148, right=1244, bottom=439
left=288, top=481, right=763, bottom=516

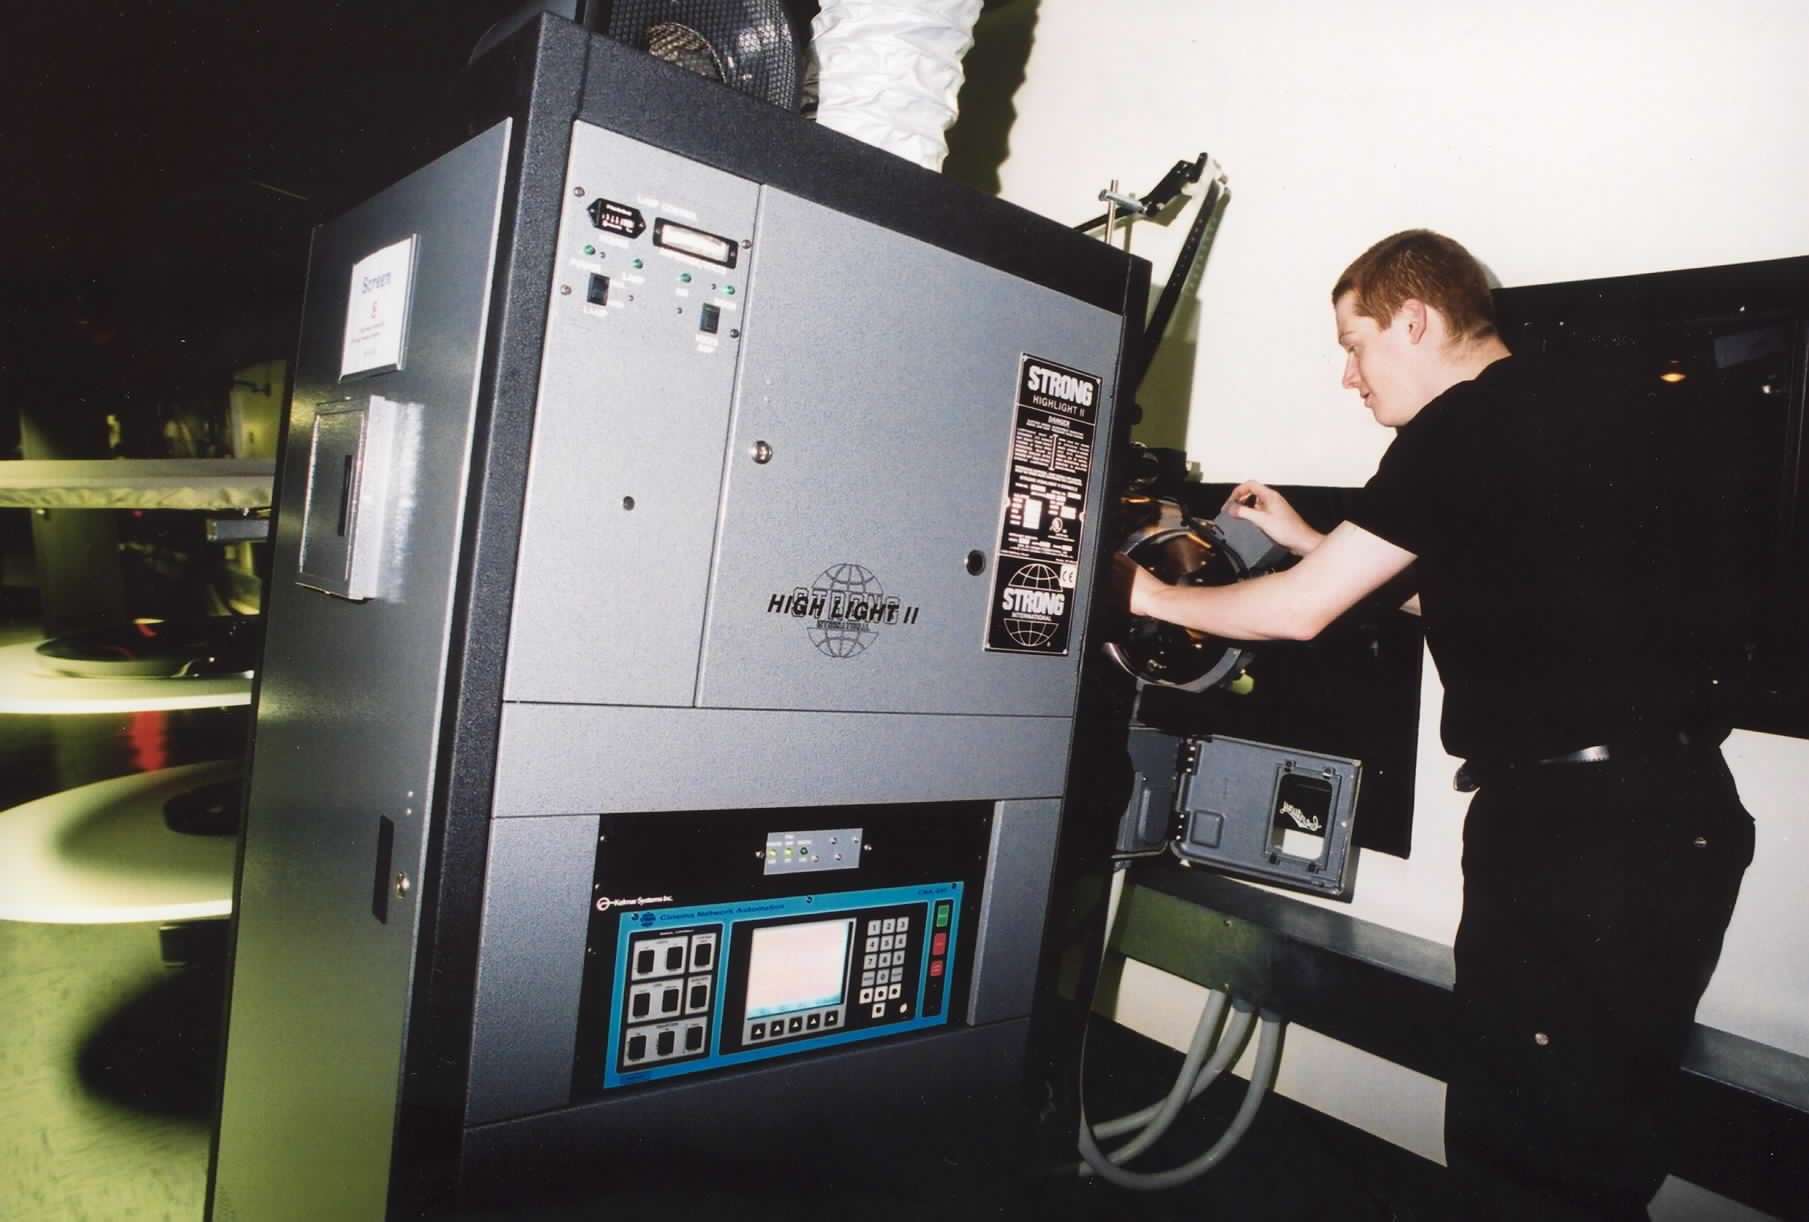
left=762, top=826, right=862, bottom=875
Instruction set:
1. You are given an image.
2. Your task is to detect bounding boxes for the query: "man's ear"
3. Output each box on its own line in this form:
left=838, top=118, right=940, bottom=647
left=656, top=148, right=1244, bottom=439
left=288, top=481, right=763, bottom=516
left=1397, top=299, right=1429, bottom=345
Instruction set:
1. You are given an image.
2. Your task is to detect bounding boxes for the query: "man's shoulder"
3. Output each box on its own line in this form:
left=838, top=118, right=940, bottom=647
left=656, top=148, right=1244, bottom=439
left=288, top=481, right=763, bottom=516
left=1458, top=355, right=1644, bottom=447
left=1485, top=351, right=1632, bottom=405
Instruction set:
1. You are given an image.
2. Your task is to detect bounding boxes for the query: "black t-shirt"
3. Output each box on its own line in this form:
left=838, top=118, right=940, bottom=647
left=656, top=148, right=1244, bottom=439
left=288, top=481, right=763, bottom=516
left=1349, top=354, right=1712, bottom=760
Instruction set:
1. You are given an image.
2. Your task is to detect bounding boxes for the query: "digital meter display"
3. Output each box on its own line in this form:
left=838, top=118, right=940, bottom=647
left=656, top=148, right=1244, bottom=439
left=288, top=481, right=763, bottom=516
left=653, top=217, right=739, bottom=268
left=744, top=918, right=853, bottom=1018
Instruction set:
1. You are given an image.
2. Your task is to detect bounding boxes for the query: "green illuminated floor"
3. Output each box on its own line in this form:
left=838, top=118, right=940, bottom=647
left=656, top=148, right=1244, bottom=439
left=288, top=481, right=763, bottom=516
left=0, top=920, right=214, bottom=1221
left=0, top=660, right=229, bottom=1222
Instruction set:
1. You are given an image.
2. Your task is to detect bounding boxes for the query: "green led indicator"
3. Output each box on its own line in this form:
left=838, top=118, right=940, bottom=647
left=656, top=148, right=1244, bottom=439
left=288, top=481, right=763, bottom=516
left=679, top=272, right=692, bottom=283
left=583, top=244, right=595, bottom=256
left=632, top=258, right=644, bottom=269
left=935, top=904, right=950, bottom=929
left=724, top=284, right=735, bottom=295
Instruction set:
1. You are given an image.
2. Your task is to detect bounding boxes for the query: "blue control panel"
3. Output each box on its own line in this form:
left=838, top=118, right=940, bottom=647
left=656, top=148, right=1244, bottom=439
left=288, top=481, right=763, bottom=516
left=603, top=881, right=963, bottom=1089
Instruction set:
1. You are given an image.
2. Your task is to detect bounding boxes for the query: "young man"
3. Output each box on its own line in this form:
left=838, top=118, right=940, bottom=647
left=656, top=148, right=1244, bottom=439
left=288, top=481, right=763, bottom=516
left=1126, top=230, right=1753, bottom=1220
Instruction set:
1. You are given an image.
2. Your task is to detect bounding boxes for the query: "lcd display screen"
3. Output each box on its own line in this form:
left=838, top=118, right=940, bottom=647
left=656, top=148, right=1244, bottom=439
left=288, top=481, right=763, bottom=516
left=744, top=919, right=853, bottom=1018
left=653, top=218, right=738, bottom=268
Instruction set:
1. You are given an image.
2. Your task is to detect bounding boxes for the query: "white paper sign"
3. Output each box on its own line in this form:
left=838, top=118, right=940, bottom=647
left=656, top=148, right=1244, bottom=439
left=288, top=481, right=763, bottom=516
left=340, top=235, right=418, bottom=380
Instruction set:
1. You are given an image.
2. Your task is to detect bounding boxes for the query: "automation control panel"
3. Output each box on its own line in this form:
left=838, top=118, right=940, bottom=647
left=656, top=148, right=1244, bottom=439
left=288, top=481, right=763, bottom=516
left=604, top=884, right=963, bottom=1087
left=573, top=803, right=989, bottom=1096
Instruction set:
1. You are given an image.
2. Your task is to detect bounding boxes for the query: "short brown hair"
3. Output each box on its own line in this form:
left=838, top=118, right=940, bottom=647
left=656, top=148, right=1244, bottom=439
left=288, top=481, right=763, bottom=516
left=1332, top=229, right=1497, bottom=342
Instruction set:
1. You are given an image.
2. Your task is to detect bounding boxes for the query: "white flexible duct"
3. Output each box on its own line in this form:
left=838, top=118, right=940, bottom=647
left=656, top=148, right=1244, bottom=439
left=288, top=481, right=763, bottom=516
left=809, top=0, right=984, bottom=171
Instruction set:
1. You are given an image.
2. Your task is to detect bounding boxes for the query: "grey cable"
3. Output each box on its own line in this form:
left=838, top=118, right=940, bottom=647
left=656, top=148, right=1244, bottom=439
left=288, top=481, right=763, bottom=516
left=1101, top=1000, right=1256, bottom=1154
left=1091, top=988, right=1230, bottom=1142
left=1079, top=999, right=1256, bottom=1174
left=1075, top=1012, right=1286, bottom=1190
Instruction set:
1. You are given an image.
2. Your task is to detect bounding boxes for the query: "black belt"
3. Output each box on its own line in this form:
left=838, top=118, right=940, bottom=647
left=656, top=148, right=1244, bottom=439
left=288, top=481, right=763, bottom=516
left=1454, top=727, right=1726, bottom=792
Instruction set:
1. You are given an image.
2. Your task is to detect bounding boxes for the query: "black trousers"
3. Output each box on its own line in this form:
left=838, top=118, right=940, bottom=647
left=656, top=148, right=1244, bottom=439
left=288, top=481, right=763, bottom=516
left=1443, top=750, right=1754, bottom=1220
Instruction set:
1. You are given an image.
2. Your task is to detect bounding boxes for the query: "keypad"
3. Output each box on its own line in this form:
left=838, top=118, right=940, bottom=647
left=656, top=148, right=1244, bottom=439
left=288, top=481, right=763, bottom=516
left=843, top=905, right=931, bottom=1030
left=622, top=926, right=719, bottom=1072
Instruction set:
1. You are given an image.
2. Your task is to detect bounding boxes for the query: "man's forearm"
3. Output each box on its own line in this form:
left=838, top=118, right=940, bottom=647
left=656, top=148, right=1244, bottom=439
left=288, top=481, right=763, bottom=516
left=1130, top=521, right=1418, bottom=641
left=1139, top=569, right=1324, bottom=641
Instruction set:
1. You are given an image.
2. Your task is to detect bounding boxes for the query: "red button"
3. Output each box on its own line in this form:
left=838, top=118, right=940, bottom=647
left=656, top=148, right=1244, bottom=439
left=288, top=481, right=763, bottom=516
left=931, top=933, right=947, bottom=956
left=929, top=959, right=945, bottom=977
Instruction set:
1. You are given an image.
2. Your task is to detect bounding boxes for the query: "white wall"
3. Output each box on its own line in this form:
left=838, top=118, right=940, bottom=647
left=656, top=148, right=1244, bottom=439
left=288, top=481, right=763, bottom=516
left=983, top=0, right=1809, bottom=1178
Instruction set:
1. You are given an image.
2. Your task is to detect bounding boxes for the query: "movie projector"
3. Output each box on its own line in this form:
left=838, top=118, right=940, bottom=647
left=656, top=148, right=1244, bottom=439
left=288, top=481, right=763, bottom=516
left=1105, top=449, right=1364, bottom=900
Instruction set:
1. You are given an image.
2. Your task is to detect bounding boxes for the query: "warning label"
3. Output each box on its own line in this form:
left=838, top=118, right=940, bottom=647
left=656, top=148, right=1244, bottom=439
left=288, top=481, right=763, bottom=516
left=985, top=354, right=1101, bottom=655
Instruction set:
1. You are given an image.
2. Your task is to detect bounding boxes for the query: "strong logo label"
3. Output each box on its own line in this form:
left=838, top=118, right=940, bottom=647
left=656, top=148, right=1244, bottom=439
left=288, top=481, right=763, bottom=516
left=985, top=354, right=1101, bottom=655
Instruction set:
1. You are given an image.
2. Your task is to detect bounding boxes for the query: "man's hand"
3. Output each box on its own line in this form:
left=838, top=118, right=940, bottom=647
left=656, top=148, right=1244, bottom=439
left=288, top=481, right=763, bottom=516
left=1223, top=481, right=1324, bottom=557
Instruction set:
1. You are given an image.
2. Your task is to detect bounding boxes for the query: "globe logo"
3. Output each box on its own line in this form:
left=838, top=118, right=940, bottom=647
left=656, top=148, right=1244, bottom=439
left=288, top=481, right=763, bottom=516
left=807, top=562, right=884, bottom=658
left=1003, top=562, right=1065, bottom=649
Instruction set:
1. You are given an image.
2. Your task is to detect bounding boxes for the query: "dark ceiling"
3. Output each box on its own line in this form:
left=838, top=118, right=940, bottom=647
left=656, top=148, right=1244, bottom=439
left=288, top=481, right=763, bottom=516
left=1, top=2, right=513, bottom=447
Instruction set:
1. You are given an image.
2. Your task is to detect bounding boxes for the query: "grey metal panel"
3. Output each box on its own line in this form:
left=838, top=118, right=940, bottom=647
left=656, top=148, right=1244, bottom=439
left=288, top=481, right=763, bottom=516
left=1175, top=734, right=1362, bottom=900
left=212, top=122, right=511, bottom=1222
left=466, top=814, right=599, bottom=1125
left=490, top=704, right=1070, bottom=815
left=696, top=188, right=1123, bottom=716
left=1121, top=726, right=1186, bottom=853
left=458, top=1019, right=1030, bottom=1196
left=967, top=799, right=1062, bottom=1027
left=506, top=121, right=758, bottom=706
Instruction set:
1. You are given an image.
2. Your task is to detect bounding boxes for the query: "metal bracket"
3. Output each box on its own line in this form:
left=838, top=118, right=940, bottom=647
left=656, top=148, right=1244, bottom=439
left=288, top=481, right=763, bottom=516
left=205, top=515, right=272, bottom=543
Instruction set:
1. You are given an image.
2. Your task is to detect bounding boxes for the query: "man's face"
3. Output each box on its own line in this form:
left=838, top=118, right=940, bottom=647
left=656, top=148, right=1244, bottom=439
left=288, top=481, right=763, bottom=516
left=1334, top=291, right=1427, bottom=428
